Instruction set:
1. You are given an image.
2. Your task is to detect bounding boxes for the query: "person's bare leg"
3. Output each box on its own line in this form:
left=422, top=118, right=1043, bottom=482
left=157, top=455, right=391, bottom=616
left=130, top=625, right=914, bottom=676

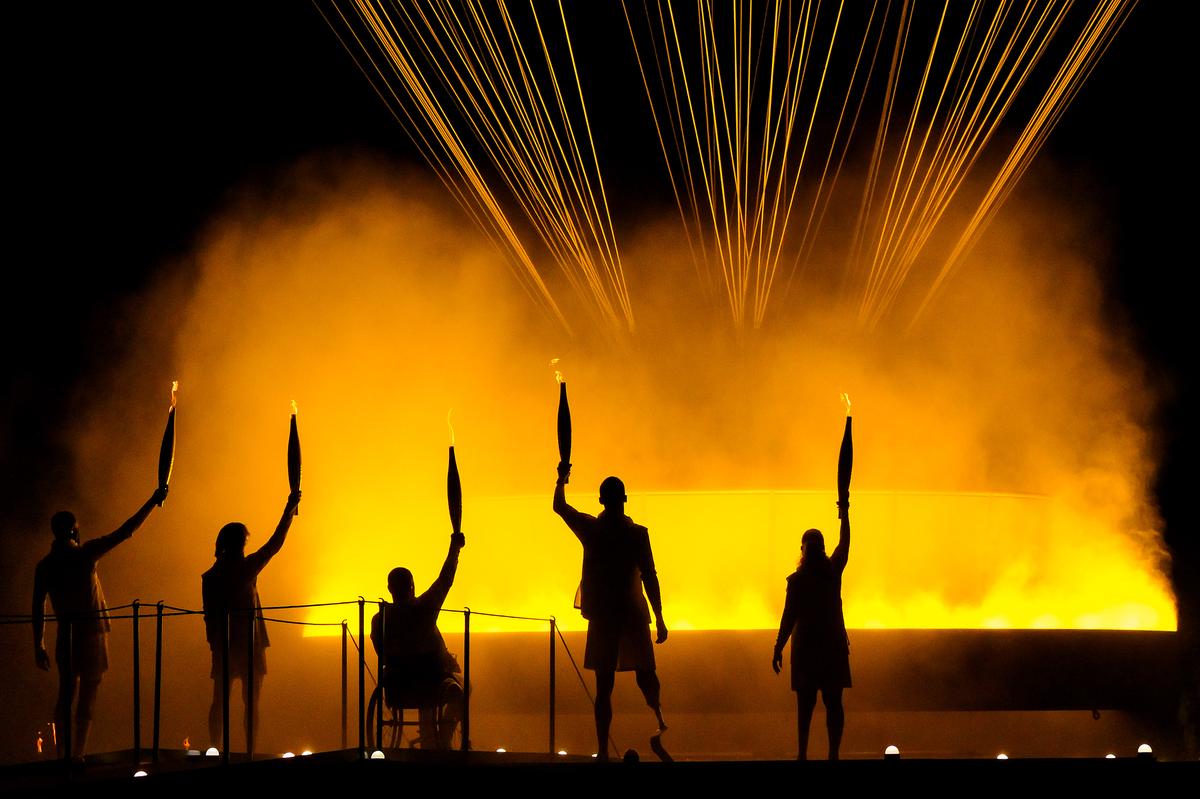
left=594, top=669, right=615, bottom=761
left=634, top=668, right=667, bottom=731
left=54, top=670, right=76, bottom=758
left=73, top=677, right=101, bottom=756
left=796, top=688, right=817, bottom=761
left=823, top=687, right=844, bottom=761
left=438, top=679, right=464, bottom=750
left=242, top=673, right=263, bottom=754
left=208, top=678, right=223, bottom=750
left=418, top=707, right=438, bottom=749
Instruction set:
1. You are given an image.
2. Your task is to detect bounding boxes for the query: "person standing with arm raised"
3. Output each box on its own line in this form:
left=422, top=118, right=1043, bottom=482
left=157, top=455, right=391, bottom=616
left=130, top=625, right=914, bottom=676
left=554, top=465, right=669, bottom=760
left=773, top=401, right=853, bottom=760
left=202, top=489, right=300, bottom=754
left=33, top=486, right=169, bottom=760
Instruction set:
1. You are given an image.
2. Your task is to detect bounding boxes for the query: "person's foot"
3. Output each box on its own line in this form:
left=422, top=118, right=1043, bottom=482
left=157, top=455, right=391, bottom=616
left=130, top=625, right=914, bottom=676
left=649, top=731, right=673, bottom=762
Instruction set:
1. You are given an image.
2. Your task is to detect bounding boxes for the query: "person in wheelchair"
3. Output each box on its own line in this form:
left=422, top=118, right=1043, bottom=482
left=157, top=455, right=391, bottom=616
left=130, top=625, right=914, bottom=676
left=370, top=531, right=466, bottom=749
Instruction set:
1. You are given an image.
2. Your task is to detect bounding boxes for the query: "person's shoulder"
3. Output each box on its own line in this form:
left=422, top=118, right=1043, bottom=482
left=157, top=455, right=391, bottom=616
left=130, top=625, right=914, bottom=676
left=34, top=551, right=54, bottom=578
left=568, top=509, right=600, bottom=531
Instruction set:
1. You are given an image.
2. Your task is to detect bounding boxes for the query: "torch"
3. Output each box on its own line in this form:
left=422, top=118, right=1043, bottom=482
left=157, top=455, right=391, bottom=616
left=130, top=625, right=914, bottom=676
left=837, top=393, right=853, bottom=519
left=552, top=359, right=571, bottom=481
left=288, top=400, right=301, bottom=514
left=156, top=381, right=178, bottom=506
left=447, top=410, right=462, bottom=534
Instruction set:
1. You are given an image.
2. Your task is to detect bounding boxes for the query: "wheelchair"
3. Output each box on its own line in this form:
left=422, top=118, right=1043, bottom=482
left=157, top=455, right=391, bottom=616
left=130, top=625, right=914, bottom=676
left=366, top=654, right=463, bottom=750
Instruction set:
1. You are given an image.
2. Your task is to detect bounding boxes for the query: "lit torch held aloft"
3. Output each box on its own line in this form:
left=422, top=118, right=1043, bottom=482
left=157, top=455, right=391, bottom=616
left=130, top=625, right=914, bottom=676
left=156, top=381, right=178, bottom=506
left=288, top=400, right=301, bottom=514
left=838, top=393, right=853, bottom=519
left=447, top=410, right=462, bottom=535
left=553, top=359, right=571, bottom=482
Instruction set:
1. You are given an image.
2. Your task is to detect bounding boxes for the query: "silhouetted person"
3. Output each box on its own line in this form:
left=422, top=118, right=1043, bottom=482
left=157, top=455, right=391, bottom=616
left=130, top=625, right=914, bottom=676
left=554, top=465, right=668, bottom=760
left=32, top=486, right=169, bottom=759
left=202, top=490, right=300, bottom=753
left=371, top=532, right=466, bottom=749
left=773, top=502, right=851, bottom=760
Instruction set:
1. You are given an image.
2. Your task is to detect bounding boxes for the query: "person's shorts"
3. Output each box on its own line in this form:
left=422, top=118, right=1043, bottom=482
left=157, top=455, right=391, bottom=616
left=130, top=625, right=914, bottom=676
left=584, top=616, right=655, bottom=672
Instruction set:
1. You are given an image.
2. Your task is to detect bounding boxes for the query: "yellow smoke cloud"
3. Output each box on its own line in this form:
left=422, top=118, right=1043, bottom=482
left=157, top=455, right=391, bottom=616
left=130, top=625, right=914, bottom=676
left=68, top=157, right=1174, bottom=634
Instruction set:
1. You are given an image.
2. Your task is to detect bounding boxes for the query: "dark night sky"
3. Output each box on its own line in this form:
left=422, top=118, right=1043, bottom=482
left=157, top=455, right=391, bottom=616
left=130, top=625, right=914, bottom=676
left=2, top=2, right=1195, bottom=628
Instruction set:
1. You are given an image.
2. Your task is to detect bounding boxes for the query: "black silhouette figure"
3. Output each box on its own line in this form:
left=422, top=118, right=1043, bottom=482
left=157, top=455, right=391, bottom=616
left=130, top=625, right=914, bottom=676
left=773, top=503, right=851, bottom=760
left=202, top=490, right=300, bottom=753
left=32, top=486, right=168, bottom=759
left=554, top=465, right=668, bottom=760
left=371, top=532, right=466, bottom=749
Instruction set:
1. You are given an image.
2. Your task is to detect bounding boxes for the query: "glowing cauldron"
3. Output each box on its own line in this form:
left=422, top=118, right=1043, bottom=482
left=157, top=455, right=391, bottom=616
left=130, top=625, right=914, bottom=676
left=303, top=490, right=1175, bottom=633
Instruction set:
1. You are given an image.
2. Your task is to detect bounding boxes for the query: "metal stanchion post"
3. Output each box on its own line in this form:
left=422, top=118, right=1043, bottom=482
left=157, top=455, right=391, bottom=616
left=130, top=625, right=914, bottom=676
left=376, top=600, right=385, bottom=749
left=358, top=598, right=365, bottom=754
left=153, top=602, right=163, bottom=763
left=462, top=608, right=470, bottom=752
left=549, top=617, right=556, bottom=754
left=132, top=600, right=141, bottom=761
left=222, top=610, right=230, bottom=765
left=63, top=618, right=73, bottom=765
left=246, top=609, right=255, bottom=759
left=341, top=620, right=348, bottom=750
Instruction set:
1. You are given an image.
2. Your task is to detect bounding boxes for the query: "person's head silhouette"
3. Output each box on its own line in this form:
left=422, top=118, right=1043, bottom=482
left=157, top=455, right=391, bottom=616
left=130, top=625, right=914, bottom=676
left=50, top=511, right=79, bottom=544
left=214, top=522, right=249, bottom=559
left=599, top=476, right=627, bottom=512
left=800, top=528, right=825, bottom=563
left=387, top=566, right=416, bottom=602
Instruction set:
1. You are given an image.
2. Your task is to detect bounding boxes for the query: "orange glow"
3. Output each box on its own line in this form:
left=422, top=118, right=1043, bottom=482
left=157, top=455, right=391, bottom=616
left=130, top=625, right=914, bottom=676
left=447, top=409, right=456, bottom=447
left=171, top=380, right=179, bottom=407
left=68, top=169, right=1176, bottom=639
left=841, top=392, right=851, bottom=416
left=551, top=357, right=564, bottom=384
left=291, top=399, right=298, bottom=416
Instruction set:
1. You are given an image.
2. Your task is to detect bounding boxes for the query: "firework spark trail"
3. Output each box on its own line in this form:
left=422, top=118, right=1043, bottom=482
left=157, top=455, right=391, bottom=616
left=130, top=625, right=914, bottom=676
left=788, top=0, right=888, bottom=300
left=912, top=0, right=1139, bottom=326
left=323, top=1, right=1135, bottom=333
left=320, top=1, right=574, bottom=329
left=624, top=0, right=1135, bottom=331
left=324, top=0, right=634, bottom=332
left=628, top=0, right=842, bottom=329
left=860, top=0, right=1075, bottom=327
left=857, top=0, right=1136, bottom=328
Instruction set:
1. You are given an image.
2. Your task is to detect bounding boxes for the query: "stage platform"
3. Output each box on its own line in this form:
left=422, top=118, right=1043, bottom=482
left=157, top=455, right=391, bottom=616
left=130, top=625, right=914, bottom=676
left=2, top=748, right=1195, bottom=796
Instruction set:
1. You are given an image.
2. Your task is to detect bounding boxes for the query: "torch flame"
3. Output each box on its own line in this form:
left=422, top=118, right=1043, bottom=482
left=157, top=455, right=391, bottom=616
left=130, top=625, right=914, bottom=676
left=170, top=380, right=179, bottom=407
left=550, top=357, right=564, bottom=384
left=841, top=392, right=852, bottom=415
left=291, top=399, right=298, bottom=416
left=447, top=408, right=456, bottom=446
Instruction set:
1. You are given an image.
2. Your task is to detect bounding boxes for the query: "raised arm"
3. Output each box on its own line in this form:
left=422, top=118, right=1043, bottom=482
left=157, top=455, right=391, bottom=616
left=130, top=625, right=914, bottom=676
left=32, top=564, right=50, bottom=670
left=422, top=532, right=466, bottom=610
left=553, top=464, right=592, bottom=543
left=83, top=487, right=169, bottom=559
left=831, top=502, right=850, bottom=568
left=247, top=490, right=301, bottom=572
left=553, top=463, right=574, bottom=517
